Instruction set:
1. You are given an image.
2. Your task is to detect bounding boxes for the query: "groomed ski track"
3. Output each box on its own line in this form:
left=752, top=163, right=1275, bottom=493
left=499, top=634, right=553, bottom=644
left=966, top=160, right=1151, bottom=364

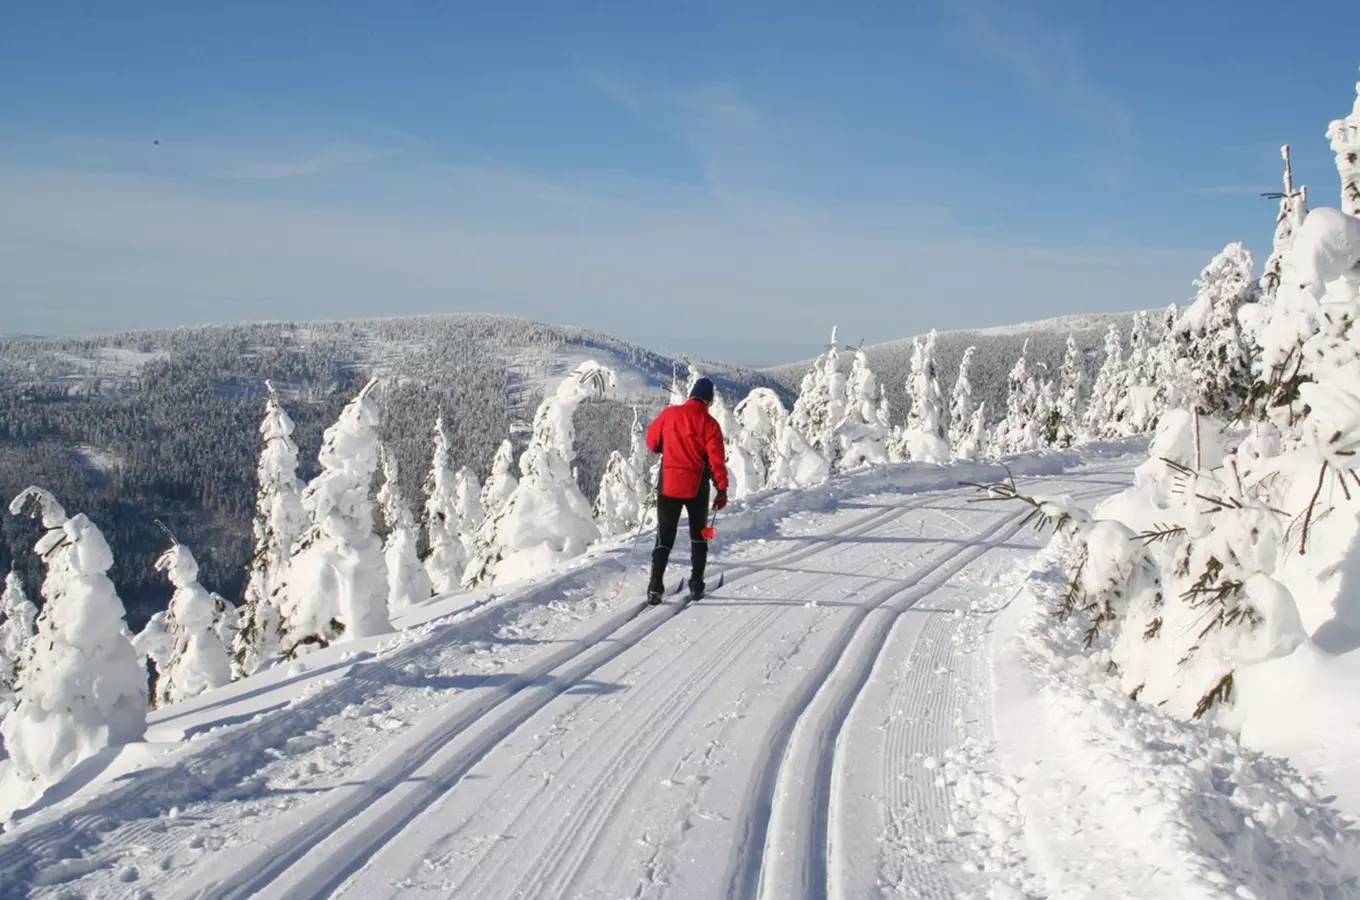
left=0, top=458, right=1133, bottom=900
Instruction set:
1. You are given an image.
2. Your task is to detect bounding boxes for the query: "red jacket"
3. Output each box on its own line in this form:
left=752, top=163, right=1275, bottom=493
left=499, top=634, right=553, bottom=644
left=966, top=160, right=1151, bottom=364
left=646, top=399, right=729, bottom=499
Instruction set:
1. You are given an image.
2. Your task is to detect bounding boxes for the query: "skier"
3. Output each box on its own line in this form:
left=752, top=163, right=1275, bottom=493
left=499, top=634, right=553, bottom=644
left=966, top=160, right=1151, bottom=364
left=646, top=377, right=729, bottom=604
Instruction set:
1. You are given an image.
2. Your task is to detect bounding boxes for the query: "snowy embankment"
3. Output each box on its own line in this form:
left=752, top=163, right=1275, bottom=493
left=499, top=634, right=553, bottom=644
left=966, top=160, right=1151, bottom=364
left=944, top=538, right=1360, bottom=900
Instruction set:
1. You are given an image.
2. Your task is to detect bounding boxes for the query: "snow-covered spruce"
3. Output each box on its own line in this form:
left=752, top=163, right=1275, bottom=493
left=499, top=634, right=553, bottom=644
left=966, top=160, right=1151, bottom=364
left=1054, top=334, right=1085, bottom=448
left=480, top=439, right=519, bottom=521
left=150, top=544, right=235, bottom=706
left=453, top=466, right=485, bottom=560
left=234, top=382, right=304, bottom=678
left=831, top=348, right=891, bottom=471
left=377, top=445, right=433, bottom=613
left=947, top=345, right=979, bottom=460
left=1081, top=324, right=1126, bottom=441
left=463, top=361, right=616, bottom=588
left=893, top=330, right=949, bottom=464
left=1114, top=310, right=1159, bottom=435
left=1326, top=78, right=1360, bottom=216
left=2, top=488, right=147, bottom=797
left=1259, top=145, right=1309, bottom=299
left=1151, top=303, right=1193, bottom=415
left=991, top=339, right=1045, bottom=455
left=0, top=571, right=38, bottom=715
left=731, top=388, right=788, bottom=493
left=423, top=416, right=466, bottom=595
left=594, top=410, right=652, bottom=534
left=1176, top=242, right=1256, bottom=418
left=280, top=379, right=391, bottom=655
left=790, top=327, right=848, bottom=462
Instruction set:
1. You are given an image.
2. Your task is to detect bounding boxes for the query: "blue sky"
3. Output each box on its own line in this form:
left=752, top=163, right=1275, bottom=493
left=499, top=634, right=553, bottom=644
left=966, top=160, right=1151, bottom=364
left=1, top=0, right=1356, bottom=365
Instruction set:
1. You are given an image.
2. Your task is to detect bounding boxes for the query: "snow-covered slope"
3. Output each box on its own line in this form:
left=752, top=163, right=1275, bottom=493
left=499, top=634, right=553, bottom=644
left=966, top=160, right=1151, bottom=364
left=2, top=448, right=1353, bottom=899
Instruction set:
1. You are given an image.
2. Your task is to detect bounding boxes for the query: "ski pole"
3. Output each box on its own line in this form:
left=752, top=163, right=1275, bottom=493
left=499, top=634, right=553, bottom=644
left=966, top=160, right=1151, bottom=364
left=607, top=492, right=657, bottom=599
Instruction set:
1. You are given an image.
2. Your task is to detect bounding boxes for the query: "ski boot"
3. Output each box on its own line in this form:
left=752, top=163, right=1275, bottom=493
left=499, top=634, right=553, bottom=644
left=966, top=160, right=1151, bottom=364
left=687, top=579, right=705, bottom=602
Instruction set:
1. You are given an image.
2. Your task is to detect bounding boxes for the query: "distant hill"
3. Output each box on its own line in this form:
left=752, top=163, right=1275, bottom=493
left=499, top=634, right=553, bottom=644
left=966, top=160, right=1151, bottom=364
left=764, top=310, right=1148, bottom=423
left=0, top=314, right=788, bottom=626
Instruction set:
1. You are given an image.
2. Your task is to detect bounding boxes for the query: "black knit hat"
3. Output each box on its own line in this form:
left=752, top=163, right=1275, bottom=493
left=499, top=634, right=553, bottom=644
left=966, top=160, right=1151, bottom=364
left=689, top=377, right=715, bottom=404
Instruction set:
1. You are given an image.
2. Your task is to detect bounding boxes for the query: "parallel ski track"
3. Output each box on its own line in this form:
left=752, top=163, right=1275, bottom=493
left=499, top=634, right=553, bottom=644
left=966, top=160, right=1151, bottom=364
left=0, top=491, right=918, bottom=892
left=744, top=480, right=1121, bottom=900
left=450, top=560, right=851, bottom=900
left=179, top=492, right=943, bottom=900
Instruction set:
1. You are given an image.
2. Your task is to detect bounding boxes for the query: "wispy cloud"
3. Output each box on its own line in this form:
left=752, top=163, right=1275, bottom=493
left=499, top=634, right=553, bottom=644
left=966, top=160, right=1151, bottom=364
left=943, top=0, right=1131, bottom=184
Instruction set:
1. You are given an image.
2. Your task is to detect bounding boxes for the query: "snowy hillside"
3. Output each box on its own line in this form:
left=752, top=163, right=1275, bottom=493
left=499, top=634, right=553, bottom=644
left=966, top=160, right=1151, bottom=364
left=766, top=309, right=1142, bottom=423
left=0, top=315, right=787, bottom=624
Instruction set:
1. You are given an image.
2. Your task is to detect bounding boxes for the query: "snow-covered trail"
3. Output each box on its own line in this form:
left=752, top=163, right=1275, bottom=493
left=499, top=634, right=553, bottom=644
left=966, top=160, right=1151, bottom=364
left=1, top=459, right=1132, bottom=900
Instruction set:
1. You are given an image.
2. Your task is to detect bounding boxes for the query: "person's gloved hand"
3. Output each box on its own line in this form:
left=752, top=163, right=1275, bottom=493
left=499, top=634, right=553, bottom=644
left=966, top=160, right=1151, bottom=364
left=713, top=489, right=728, bottom=511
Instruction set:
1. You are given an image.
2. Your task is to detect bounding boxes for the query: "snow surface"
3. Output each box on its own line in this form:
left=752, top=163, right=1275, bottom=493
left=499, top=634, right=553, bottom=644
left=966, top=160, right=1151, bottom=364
left=0, top=450, right=1355, bottom=900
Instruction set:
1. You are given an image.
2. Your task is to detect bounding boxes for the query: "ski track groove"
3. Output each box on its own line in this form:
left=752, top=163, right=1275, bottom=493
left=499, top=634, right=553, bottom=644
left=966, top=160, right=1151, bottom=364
left=181, top=495, right=939, bottom=900
left=0, top=492, right=922, bottom=895
left=725, top=506, right=1027, bottom=900
left=543, top=567, right=866, bottom=900
left=434, top=594, right=785, bottom=900
left=753, top=479, right=1120, bottom=900
left=497, top=598, right=791, bottom=900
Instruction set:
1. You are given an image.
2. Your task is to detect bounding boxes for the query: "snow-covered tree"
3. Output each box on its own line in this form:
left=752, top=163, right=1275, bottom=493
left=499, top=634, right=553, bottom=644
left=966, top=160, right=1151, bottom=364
left=732, top=388, right=788, bottom=493
left=948, top=346, right=978, bottom=458
left=1114, top=311, right=1159, bottom=434
left=992, top=340, right=1045, bottom=455
left=2, top=489, right=147, bottom=792
left=0, top=573, right=37, bottom=715
left=422, top=416, right=465, bottom=595
left=463, top=361, right=616, bottom=587
left=1326, top=79, right=1360, bottom=216
left=1082, top=325, right=1125, bottom=440
left=958, top=401, right=988, bottom=462
left=832, top=349, right=891, bottom=471
left=378, top=445, right=432, bottom=613
left=1054, top=336, right=1085, bottom=447
left=892, top=331, right=949, bottom=463
left=1260, top=145, right=1309, bottom=298
left=594, top=411, right=652, bottom=534
left=773, top=417, right=830, bottom=488
left=280, top=380, right=390, bottom=655
left=234, top=383, right=304, bottom=678
left=1151, top=304, right=1193, bottom=415
left=790, top=327, right=848, bottom=459
left=480, top=439, right=519, bottom=520
left=1178, top=243, right=1256, bottom=418
left=150, top=544, right=234, bottom=706
left=454, top=466, right=486, bottom=560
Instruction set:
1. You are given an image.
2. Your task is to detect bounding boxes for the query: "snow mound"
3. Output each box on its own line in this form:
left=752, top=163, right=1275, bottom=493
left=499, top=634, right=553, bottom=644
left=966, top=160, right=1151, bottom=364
left=964, top=548, right=1360, bottom=900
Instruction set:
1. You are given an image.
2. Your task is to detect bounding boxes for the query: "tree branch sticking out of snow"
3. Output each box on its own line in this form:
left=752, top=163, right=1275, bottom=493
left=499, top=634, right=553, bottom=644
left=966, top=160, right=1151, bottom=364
left=462, top=361, right=617, bottom=588
left=234, top=382, right=304, bottom=679
left=280, top=379, right=391, bottom=656
left=2, top=488, right=147, bottom=797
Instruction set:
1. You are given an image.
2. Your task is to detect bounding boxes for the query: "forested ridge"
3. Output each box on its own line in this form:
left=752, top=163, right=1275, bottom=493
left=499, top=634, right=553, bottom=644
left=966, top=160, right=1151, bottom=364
left=0, top=314, right=785, bottom=627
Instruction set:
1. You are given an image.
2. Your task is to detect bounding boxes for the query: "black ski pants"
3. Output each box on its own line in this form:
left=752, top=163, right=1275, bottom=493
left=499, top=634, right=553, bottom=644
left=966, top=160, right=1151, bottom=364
left=649, top=482, right=711, bottom=591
